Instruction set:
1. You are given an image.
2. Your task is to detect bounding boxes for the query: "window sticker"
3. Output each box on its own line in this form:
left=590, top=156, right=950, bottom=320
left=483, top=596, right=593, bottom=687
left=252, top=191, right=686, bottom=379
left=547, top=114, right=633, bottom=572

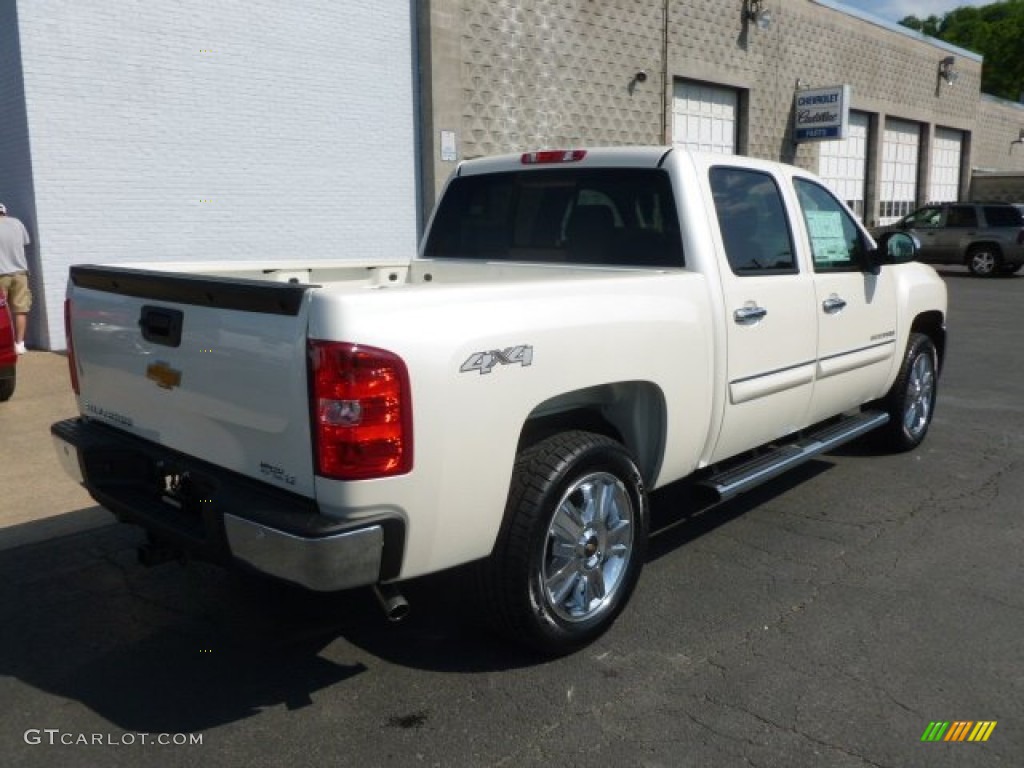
left=804, top=210, right=849, bottom=263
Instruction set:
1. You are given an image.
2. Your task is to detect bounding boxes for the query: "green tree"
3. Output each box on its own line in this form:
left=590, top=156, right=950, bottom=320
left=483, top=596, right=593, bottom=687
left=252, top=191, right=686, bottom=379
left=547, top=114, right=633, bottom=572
left=899, top=14, right=942, bottom=36
left=899, top=0, right=1024, bottom=101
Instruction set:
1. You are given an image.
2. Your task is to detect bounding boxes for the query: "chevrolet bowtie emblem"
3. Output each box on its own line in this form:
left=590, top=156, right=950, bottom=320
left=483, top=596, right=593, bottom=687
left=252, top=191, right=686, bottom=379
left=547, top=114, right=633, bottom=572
left=146, top=361, right=182, bottom=390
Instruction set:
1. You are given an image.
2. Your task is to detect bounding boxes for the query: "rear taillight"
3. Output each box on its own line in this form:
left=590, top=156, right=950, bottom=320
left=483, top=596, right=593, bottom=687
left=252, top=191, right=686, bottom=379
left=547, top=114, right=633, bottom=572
left=308, top=341, right=412, bottom=481
left=64, top=299, right=80, bottom=395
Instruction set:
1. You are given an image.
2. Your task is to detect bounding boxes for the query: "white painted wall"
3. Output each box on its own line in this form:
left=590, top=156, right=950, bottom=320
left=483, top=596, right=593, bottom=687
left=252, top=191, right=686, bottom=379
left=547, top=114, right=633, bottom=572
left=13, top=0, right=418, bottom=349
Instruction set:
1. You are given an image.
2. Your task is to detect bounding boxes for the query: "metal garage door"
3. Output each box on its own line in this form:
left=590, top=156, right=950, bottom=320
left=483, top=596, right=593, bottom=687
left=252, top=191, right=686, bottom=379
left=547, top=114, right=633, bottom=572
left=879, top=118, right=921, bottom=225
left=817, top=111, right=869, bottom=221
left=672, top=81, right=737, bottom=155
left=928, top=127, right=963, bottom=203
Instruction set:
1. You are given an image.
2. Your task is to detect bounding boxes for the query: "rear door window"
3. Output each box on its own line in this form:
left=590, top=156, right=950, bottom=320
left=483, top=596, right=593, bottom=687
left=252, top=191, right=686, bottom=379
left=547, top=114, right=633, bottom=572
left=945, top=206, right=978, bottom=228
left=423, top=169, right=684, bottom=267
left=983, top=206, right=1023, bottom=227
left=709, top=166, right=796, bottom=274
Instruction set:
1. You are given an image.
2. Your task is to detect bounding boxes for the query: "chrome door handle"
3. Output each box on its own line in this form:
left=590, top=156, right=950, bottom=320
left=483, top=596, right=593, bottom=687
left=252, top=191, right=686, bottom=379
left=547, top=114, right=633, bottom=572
left=822, top=296, right=847, bottom=314
left=734, top=305, right=768, bottom=324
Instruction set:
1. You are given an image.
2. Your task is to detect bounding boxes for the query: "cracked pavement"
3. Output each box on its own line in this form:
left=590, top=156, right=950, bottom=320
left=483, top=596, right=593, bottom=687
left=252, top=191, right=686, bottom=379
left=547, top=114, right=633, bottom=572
left=1, top=269, right=1021, bottom=767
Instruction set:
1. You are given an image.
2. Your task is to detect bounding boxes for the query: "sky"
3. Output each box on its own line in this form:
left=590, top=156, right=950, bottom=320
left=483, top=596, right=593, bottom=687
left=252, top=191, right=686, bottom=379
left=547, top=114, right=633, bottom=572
left=836, top=0, right=992, bottom=22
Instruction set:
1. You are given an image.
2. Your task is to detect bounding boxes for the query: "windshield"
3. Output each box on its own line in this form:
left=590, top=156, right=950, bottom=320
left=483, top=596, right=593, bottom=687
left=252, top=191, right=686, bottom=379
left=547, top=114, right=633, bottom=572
left=423, top=168, right=684, bottom=268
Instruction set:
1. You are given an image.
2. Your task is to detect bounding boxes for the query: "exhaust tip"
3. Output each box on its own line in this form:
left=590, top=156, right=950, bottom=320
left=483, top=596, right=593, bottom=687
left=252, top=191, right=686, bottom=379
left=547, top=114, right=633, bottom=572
left=373, top=583, right=410, bottom=622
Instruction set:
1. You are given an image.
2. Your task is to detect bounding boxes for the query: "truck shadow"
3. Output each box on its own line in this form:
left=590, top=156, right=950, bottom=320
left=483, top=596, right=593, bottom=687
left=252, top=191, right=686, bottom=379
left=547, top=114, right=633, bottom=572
left=0, top=458, right=836, bottom=733
left=646, top=459, right=833, bottom=562
left=0, top=511, right=536, bottom=735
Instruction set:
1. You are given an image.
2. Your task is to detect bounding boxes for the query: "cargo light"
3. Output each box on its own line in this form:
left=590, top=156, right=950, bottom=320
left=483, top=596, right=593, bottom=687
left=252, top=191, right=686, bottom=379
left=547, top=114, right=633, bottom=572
left=308, top=340, right=412, bottom=481
left=64, top=299, right=80, bottom=395
left=521, top=149, right=587, bottom=165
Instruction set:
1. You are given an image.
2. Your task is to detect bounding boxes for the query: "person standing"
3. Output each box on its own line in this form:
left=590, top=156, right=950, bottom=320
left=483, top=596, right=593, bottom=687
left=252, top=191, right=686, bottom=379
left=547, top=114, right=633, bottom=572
left=0, top=203, right=31, bottom=354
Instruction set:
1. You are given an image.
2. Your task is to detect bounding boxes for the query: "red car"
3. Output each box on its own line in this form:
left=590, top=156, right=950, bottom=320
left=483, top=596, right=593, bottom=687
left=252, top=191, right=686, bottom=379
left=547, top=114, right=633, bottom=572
left=0, top=291, right=16, bottom=401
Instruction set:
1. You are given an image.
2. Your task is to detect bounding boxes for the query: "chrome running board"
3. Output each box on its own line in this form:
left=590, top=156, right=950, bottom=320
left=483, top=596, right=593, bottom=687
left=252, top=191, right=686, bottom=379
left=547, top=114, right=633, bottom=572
left=699, top=410, right=889, bottom=501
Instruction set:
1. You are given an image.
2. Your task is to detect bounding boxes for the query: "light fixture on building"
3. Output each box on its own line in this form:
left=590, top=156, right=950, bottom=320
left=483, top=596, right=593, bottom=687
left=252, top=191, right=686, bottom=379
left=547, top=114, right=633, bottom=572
left=745, top=0, right=773, bottom=31
left=939, top=56, right=959, bottom=86
left=628, top=70, right=648, bottom=95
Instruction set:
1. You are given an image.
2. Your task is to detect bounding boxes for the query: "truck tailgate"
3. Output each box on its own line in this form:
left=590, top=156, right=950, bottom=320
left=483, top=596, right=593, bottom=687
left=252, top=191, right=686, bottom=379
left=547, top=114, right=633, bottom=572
left=68, top=266, right=317, bottom=497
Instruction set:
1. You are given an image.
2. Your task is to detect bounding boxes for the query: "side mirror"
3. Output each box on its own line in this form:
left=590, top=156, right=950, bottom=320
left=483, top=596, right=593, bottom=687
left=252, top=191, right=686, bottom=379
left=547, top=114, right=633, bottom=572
left=870, top=231, right=918, bottom=271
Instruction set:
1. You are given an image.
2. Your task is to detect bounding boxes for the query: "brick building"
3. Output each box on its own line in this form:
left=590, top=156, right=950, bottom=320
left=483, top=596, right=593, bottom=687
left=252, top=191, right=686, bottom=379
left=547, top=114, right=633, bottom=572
left=420, top=0, right=1024, bottom=220
left=2, top=0, right=1023, bottom=349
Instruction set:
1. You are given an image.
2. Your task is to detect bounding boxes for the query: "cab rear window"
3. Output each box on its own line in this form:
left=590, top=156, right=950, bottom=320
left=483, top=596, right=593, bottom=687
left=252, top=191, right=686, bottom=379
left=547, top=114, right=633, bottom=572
left=423, top=169, right=684, bottom=268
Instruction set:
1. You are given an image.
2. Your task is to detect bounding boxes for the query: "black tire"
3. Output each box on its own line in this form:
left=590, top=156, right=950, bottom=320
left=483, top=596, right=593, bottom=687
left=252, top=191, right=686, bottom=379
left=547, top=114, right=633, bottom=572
left=966, top=246, right=1002, bottom=277
left=0, top=366, right=14, bottom=402
left=477, top=431, right=648, bottom=655
left=874, top=333, right=938, bottom=452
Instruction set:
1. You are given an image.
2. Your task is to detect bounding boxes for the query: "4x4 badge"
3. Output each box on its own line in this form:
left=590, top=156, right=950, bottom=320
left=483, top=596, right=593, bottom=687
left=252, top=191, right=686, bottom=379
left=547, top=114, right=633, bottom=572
left=461, top=345, right=534, bottom=375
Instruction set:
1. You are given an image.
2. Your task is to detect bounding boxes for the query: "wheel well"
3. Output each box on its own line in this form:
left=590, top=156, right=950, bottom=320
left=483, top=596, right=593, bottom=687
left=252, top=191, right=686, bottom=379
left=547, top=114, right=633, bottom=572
left=910, top=310, right=946, bottom=373
left=965, top=242, right=1002, bottom=259
left=518, top=382, right=667, bottom=485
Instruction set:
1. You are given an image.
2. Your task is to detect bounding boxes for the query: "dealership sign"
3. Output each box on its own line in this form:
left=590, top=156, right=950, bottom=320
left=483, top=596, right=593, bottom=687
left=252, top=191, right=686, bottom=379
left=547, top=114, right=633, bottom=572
left=794, top=85, right=851, bottom=142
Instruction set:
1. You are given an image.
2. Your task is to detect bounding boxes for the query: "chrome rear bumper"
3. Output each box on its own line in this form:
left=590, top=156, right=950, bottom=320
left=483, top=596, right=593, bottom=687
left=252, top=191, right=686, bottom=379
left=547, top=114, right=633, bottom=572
left=224, top=514, right=382, bottom=592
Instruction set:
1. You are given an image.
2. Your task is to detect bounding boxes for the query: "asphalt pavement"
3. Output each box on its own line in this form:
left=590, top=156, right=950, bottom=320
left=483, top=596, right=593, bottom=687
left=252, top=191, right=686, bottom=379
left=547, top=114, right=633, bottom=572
left=1, top=267, right=1021, bottom=767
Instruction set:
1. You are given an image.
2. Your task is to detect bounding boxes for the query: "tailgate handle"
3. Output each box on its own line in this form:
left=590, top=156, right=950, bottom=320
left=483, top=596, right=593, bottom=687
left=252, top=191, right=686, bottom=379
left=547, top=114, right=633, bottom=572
left=139, top=306, right=183, bottom=347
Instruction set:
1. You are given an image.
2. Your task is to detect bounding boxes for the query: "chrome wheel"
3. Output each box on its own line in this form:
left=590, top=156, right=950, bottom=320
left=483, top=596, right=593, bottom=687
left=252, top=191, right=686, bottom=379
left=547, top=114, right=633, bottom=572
left=903, top=350, right=935, bottom=440
left=479, top=431, right=647, bottom=655
left=968, top=249, right=999, bottom=276
left=543, top=471, right=635, bottom=623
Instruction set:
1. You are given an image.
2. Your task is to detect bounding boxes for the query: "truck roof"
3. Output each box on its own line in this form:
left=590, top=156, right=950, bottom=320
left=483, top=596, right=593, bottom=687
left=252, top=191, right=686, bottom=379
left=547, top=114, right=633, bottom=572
left=457, top=146, right=674, bottom=176
left=454, top=146, right=819, bottom=181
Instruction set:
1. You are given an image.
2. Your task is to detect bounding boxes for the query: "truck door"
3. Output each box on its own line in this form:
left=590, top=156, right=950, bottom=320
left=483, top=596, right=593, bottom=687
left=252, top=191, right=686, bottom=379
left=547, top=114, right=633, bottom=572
left=900, top=205, right=944, bottom=262
left=938, top=204, right=979, bottom=263
left=708, top=165, right=818, bottom=463
left=792, top=177, right=898, bottom=424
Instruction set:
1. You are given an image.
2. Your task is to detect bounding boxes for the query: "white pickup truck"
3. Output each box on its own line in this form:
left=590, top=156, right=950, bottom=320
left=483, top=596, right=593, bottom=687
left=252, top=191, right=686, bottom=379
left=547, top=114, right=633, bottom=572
left=52, top=147, right=946, bottom=654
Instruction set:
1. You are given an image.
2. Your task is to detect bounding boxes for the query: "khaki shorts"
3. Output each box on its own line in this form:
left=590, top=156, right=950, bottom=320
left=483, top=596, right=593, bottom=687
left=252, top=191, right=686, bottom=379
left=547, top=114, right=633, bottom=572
left=0, top=272, right=32, bottom=313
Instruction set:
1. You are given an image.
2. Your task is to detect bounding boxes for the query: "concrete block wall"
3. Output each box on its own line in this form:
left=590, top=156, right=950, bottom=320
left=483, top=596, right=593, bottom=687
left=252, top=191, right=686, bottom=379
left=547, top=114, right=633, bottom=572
left=974, top=95, right=1024, bottom=173
left=969, top=172, right=1024, bottom=203
left=13, top=0, right=418, bottom=349
left=667, top=0, right=981, bottom=168
left=422, top=0, right=990, bottom=219
left=422, top=0, right=665, bottom=208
